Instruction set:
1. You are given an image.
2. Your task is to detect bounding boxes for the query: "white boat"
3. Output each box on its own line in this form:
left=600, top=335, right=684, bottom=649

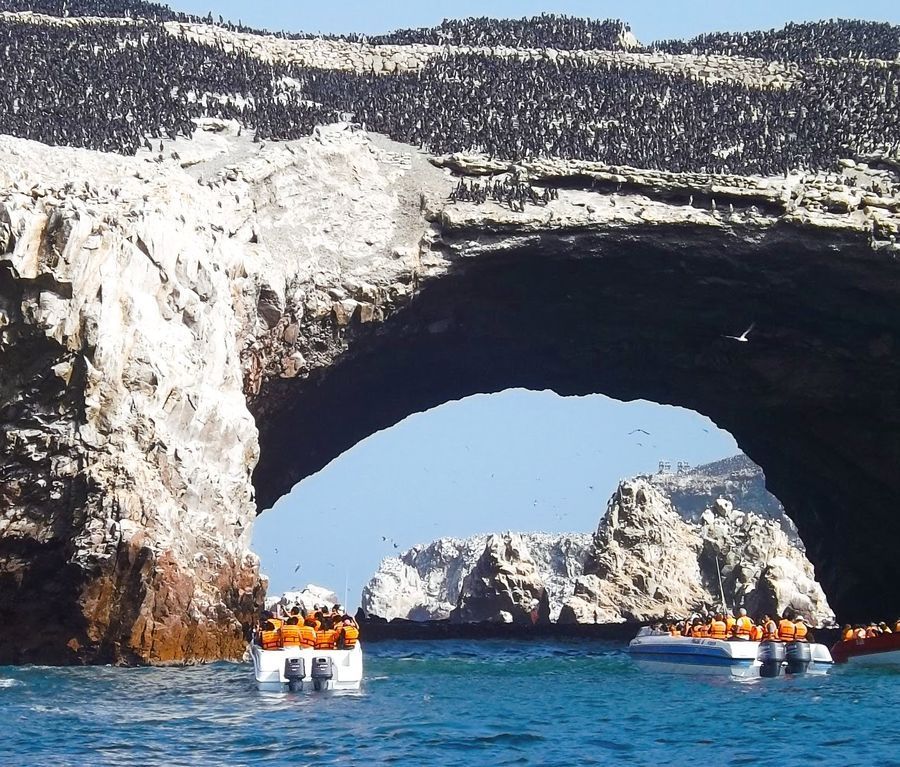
left=249, top=642, right=364, bottom=692
left=628, top=630, right=833, bottom=679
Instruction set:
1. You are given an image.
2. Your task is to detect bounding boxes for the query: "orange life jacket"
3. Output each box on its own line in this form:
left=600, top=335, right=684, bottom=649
left=725, top=616, right=736, bottom=634
left=338, top=625, right=360, bottom=649
left=894, top=621, right=900, bottom=633
left=842, top=628, right=855, bottom=641
left=794, top=622, right=808, bottom=641
left=778, top=619, right=796, bottom=642
left=305, top=618, right=321, bottom=631
left=750, top=624, right=763, bottom=641
left=299, top=624, right=317, bottom=648
left=735, top=616, right=753, bottom=638
left=260, top=629, right=282, bottom=650
left=270, top=618, right=284, bottom=631
left=763, top=620, right=778, bottom=641
left=281, top=624, right=303, bottom=647
left=690, top=625, right=704, bottom=638
left=315, top=630, right=336, bottom=650
left=708, top=620, right=727, bottom=639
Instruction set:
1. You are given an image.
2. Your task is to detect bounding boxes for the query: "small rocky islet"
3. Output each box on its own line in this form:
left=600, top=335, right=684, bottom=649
left=1, top=3, right=900, bottom=666
left=359, top=455, right=832, bottom=629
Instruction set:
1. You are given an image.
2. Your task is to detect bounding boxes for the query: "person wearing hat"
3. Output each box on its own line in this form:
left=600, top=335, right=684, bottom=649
left=793, top=615, right=809, bottom=642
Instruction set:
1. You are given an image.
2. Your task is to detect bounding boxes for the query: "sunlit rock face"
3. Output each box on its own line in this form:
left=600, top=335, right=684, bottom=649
left=557, top=481, right=833, bottom=625
left=361, top=462, right=832, bottom=626
left=0, top=122, right=436, bottom=664
left=361, top=533, right=590, bottom=622
left=4, top=61, right=900, bottom=660
left=450, top=533, right=551, bottom=625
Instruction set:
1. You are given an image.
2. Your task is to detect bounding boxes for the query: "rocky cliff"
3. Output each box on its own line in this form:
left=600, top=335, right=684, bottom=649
left=362, top=463, right=833, bottom=626
left=0, top=121, right=445, bottom=663
left=3, top=18, right=900, bottom=663
left=648, top=455, right=798, bottom=541
left=361, top=533, right=591, bottom=622
left=558, top=481, right=832, bottom=624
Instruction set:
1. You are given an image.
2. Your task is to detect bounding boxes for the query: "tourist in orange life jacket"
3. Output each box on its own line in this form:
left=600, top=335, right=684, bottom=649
left=894, top=619, right=900, bottom=633
left=733, top=608, right=753, bottom=639
left=778, top=611, right=796, bottom=642
left=708, top=614, right=728, bottom=639
left=689, top=618, right=705, bottom=637
left=865, top=623, right=880, bottom=638
left=724, top=612, right=736, bottom=636
left=749, top=623, right=763, bottom=641
left=842, top=624, right=855, bottom=641
left=793, top=616, right=809, bottom=642
left=855, top=625, right=867, bottom=640
left=258, top=620, right=282, bottom=650
left=762, top=614, right=779, bottom=641
left=337, top=619, right=360, bottom=649
left=281, top=617, right=303, bottom=647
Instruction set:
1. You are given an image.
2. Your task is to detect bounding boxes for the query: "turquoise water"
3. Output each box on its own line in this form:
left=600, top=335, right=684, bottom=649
left=1, top=639, right=897, bottom=766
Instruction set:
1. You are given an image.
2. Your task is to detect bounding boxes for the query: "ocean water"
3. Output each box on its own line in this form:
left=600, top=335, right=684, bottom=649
left=1, top=639, right=897, bottom=766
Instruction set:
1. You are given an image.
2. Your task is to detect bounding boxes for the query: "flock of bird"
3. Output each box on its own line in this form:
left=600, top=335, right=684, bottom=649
left=0, top=5, right=898, bottom=180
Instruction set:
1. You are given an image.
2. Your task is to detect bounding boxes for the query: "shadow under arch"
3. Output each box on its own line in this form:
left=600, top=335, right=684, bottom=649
left=252, top=223, right=900, bottom=623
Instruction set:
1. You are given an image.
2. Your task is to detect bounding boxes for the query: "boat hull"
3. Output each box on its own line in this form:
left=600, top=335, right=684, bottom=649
left=250, top=642, right=363, bottom=691
left=832, top=633, right=900, bottom=666
left=628, top=635, right=833, bottom=678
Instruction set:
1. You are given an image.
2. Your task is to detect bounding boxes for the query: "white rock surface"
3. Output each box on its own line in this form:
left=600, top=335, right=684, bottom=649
left=361, top=532, right=592, bottom=621
left=559, top=480, right=834, bottom=625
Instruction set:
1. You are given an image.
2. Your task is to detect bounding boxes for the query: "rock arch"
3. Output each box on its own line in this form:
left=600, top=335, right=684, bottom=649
left=253, top=214, right=900, bottom=630
left=2, top=127, right=899, bottom=663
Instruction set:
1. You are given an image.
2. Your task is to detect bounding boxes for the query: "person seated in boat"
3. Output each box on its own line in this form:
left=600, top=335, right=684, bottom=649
left=708, top=613, right=728, bottom=639
left=733, top=608, right=753, bottom=640
left=894, top=619, right=900, bottom=633
left=280, top=616, right=303, bottom=647
left=865, top=623, right=881, bottom=638
left=762, top=614, right=779, bottom=641
left=842, top=624, right=855, bottom=641
left=793, top=616, right=809, bottom=642
left=879, top=622, right=892, bottom=634
left=669, top=622, right=682, bottom=637
left=689, top=617, right=706, bottom=638
left=258, top=620, right=282, bottom=650
left=778, top=611, right=796, bottom=642
left=305, top=608, right=322, bottom=631
left=855, top=624, right=867, bottom=640
left=749, top=622, right=763, bottom=641
left=336, top=618, right=360, bottom=649
left=724, top=611, right=737, bottom=636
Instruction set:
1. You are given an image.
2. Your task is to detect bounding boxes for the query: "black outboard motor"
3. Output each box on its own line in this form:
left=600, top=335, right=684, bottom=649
left=284, top=657, right=305, bottom=692
left=758, top=640, right=786, bottom=678
left=311, top=657, right=334, bottom=691
left=785, top=641, right=812, bottom=675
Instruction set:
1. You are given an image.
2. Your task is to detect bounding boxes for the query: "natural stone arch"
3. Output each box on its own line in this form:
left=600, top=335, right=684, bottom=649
left=253, top=219, right=900, bottom=625
left=3, top=125, right=900, bottom=665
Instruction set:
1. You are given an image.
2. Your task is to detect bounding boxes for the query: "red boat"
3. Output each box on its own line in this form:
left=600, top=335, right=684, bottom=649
left=831, top=632, right=900, bottom=665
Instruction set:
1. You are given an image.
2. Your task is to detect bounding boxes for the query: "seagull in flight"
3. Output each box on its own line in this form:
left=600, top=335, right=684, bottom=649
left=629, top=429, right=650, bottom=436
left=724, top=322, right=755, bottom=343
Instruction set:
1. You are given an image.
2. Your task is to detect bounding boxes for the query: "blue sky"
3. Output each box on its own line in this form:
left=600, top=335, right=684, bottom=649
left=254, top=392, right=738, bottom=607
left=183, top=0, right=900, bottom=607
left=166, top=0, right=900, bottom=40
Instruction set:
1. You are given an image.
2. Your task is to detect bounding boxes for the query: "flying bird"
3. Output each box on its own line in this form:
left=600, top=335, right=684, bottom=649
left=629, top=429, right=650, bottom=436
left=724, top=322, right=755, bottom=343
left=293, top=564, right=301, bottom=573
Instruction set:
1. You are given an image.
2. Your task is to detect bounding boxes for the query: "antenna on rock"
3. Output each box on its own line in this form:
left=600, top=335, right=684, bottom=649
left=715, top=555, right=729, bottom=614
